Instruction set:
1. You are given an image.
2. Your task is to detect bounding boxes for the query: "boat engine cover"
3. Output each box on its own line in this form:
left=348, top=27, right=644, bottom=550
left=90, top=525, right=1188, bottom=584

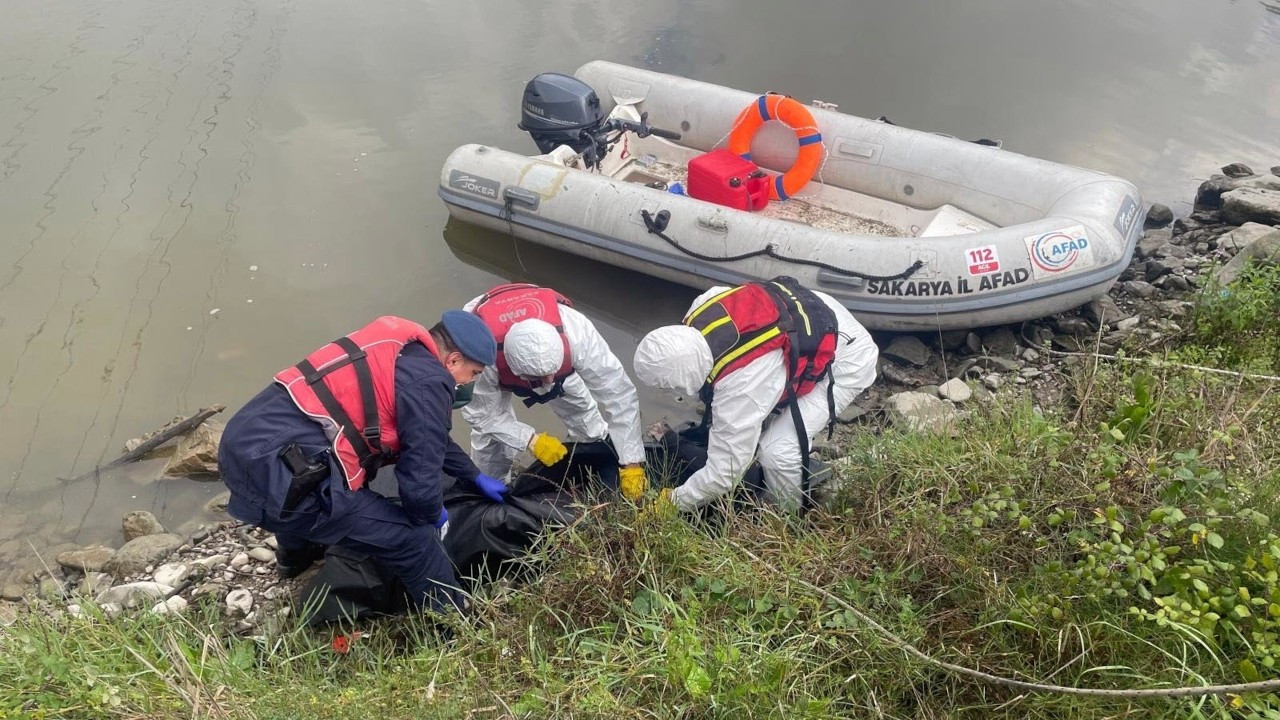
left=687, top=150, right=771, bottom=211
left=518, top=73, right=607, bottom=154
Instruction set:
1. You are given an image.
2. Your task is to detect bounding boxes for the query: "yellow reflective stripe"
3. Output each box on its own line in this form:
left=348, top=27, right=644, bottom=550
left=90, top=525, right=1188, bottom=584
left=686, top=287, right=740, bottom=323
left=699, top=315, right=733, bottom=337
left=772, top=282, right=811, bottom=334
left=709, top=327, right=781, bottom=380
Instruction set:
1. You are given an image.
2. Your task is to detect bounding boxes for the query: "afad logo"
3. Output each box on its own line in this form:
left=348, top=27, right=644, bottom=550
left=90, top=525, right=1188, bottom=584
left=1027, top=226, right=1092, bottom=275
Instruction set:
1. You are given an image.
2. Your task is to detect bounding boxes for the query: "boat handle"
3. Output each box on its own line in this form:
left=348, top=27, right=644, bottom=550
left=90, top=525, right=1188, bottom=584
left=816, top=269, right=866, bottom=290
left=503, top=187, right=540, bottom=211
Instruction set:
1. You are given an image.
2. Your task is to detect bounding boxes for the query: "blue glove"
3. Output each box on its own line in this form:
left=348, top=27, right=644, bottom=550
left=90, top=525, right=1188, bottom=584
left=434, top=508, right=449, bottom=539
left=473, top=474, right=509, bottom=504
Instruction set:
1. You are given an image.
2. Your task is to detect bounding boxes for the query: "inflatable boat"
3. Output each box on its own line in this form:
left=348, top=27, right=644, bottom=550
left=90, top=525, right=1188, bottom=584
left=438, top=61, right=1144, bottom=331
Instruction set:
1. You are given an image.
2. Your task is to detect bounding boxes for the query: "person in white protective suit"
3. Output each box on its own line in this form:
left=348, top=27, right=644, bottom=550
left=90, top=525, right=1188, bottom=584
left=633, top=277, right=878, bottom=512
left=462, top=283, right=648, bottom=500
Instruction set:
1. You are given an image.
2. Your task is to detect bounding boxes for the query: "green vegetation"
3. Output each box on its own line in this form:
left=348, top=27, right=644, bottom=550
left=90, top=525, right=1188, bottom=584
left=4, top=263, right=1280, bottom=719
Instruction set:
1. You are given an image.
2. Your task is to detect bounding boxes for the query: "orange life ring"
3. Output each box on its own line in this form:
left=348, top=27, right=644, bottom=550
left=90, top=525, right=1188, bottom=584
left=727, top=94, right=823, bottom=200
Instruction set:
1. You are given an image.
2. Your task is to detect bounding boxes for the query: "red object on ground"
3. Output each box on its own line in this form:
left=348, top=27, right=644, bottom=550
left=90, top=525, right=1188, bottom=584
left=686, top=150, right=771, bottom=211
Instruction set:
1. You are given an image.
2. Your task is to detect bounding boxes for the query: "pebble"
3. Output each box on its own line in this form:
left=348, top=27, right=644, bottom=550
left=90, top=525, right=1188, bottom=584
left=254, top=566, right=269, bottom=576
left=264, top=536, right=278, bottom=550
left=983, top=375, right=1003, bottom=391
left=229, top=552, right=250, bottom=569
left=247, top=547, right=275, bottom=564
left=195, top=554, right=229, bottom=570
left=226, top=589, right=254, bottom=615
left=938, top=378, right=972, bottom=403
left=151, top=596, right=188, bottom=615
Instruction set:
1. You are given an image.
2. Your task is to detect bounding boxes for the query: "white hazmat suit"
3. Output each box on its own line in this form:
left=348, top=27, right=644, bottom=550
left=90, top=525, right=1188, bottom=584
left=461, top=296, right=645, bottom=478
left=634, top=286, right=878, bottom=512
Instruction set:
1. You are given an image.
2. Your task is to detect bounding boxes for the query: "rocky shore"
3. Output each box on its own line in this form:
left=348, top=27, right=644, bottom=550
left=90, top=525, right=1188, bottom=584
left=1, top=163, right=1277, bottom=633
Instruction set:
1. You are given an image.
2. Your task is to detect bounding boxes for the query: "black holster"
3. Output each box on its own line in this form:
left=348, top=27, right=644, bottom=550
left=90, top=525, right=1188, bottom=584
left=279, top=443, right=330, bottom=511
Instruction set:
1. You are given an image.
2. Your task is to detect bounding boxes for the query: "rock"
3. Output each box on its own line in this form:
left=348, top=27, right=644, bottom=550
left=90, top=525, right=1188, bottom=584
left=878, top=362, right=919, bottom=387
left=55, top=545, right=115, bottom=573
left=1120, top=280, right=1155, bottom=298
left=190, top=527, right=211, bottom=543
left=194, top=554, right=229, bottom=571
left=0, top=603, right=17, bottom=626
left=1222, top=163, right=1254, bottom=178
left=1020, top=367, right=1043, bottom=379
left=1053, top=317, right=1095, bottom=337
left=204, top=492, right=232, bottom=515
left=122, top=511, right=166, bottom=541
left=937, top=378, right=972, bottom=403
left=983, top=375, right=1003, bottom=391
left=247, top=547, right=275, bottom=564
left=1217, top=222, right=1279, bottom=255
left=153, top=562, right=192, bottom=588
left=937, top=330, right=969, bottom=351
left=253, top=566, right=269, bottom=576
left=104, top=533, right=183, bottom=576
left=1, top=583, right=25, bottom=601
left=1195, top=175, right=1232, bottom=210
left=193, top=581, right=226, bottom=599
left=151, top=596, right=189, bottom=615
left=78, top=572, right=112, bottom=596
left=230, top=552, right=250, bottom=570
left=161, top=422, right=222, bottom=477
left=96, top=581, right=175, bottom=609
left=1021, top=348, right=1041, bottom=362
left=1083, top=296, right=1125, bottom=328
left=1145, top=259, right=1179, bottom=282
left=1136, top=229, right=1172, bottom=258
left=226, top=589, right=254, bottom=616
left=1193, top=242, right=1210, bottom=254
left=264, top=535, right=278, bottom=550
left=963, top=332, right=982, bottom=355
left=1116, top=316, right=1141, bottom=333
left=1273, top=166, right=1280, bottom=177
left=1222, top=187, right=1280, bottom=226
left=67, top=604, right=84, bottom=619
left=1212, top=230, right=1280, bottom=286
left=837, top=404, right=868, bottom=424
left=1154, top=243, right=1191, bottom=260
left=882, top=336, right=932, bottom=367
left=38, top=577, right=66, bottom=601
left=884, top=392, right=958, bottom=434
left=953, top=356, right=1021, bottom=378
left=980, top=327, right=1020, bottom=357
left=1144, top=203, right=1173, bottom=228
left=1156, top=275, right=1192, bottom=292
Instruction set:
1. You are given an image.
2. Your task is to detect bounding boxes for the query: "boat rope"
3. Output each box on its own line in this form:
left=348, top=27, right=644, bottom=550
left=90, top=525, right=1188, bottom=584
left=640, top=208, right=922, bottom=282
left=728, top=540, right=1280, bottom=699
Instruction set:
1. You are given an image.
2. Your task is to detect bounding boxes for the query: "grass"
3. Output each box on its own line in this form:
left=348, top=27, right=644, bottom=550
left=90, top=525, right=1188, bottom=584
left=4, top=264, right=1280, bottom=719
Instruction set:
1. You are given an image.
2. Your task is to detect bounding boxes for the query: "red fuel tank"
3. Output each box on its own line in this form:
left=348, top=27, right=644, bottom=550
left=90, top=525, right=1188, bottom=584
left=686, top=150, right=770, bottom=211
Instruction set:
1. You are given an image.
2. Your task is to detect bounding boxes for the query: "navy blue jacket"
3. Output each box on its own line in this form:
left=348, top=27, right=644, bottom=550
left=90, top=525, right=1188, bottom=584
left=219, top=341, right=478, bottom=529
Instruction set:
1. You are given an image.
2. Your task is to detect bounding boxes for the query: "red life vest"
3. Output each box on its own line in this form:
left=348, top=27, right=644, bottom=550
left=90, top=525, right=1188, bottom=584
left=683, top=276, right=838, bottom=407
left=274, top=316, right=438, bottom=491
left=472, top=283, right=575, bottom=406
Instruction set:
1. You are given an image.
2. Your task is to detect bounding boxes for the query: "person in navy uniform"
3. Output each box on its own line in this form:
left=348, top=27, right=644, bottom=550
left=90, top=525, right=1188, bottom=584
left=217, top=311, right=508, bottom=613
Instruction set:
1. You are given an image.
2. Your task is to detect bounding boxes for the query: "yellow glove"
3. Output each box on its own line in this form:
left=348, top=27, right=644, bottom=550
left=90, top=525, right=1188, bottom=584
left=639, top=488, right=677, bottom=524
left=618, top=465, right=648, bottom=501
left=529, top=432, right=568, bottom=466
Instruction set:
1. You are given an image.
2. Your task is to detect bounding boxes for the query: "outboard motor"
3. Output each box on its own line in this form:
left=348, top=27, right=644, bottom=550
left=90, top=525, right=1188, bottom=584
left=518, top=73, right=607, bottom=155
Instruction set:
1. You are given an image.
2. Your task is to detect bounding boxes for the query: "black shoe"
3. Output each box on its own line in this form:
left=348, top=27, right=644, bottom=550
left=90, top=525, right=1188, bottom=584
left=275, top=543, right=326, bottom=579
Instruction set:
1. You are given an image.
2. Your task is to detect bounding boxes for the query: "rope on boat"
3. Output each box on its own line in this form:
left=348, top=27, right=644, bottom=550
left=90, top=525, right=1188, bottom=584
left=640, top=209, right=922, bottom=282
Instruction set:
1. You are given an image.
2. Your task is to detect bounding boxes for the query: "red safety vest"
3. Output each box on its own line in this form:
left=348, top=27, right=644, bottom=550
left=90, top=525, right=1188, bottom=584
left=683, top=276, right=838, bottom=406
left=472, top=283, right=574, bottom=405
left=274, top=316, right=437, bottom=490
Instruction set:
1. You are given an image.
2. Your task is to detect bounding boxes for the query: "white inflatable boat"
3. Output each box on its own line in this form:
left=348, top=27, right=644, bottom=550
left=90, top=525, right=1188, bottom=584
left=439, top=61, right=1143, bottom=331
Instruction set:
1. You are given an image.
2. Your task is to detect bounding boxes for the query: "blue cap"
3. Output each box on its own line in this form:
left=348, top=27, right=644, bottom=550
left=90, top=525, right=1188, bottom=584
left=440, top=310, right=497, bottom=365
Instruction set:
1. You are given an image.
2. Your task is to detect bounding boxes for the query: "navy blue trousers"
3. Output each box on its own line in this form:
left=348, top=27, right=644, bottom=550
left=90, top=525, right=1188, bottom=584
left=218, top=385, right=462, bottom=613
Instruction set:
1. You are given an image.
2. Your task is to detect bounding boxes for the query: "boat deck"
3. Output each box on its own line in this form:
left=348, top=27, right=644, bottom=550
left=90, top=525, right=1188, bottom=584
left=638, top=161, right=905, bottom=237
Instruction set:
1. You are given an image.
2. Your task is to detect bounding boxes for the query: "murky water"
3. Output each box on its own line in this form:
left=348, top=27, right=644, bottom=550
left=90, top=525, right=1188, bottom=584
left=1, top=0, right=1278, bottom=565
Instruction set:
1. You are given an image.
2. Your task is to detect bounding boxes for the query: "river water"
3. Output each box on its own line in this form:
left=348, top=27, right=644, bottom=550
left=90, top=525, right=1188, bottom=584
left=1, top=0, right=1278, bottom=565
